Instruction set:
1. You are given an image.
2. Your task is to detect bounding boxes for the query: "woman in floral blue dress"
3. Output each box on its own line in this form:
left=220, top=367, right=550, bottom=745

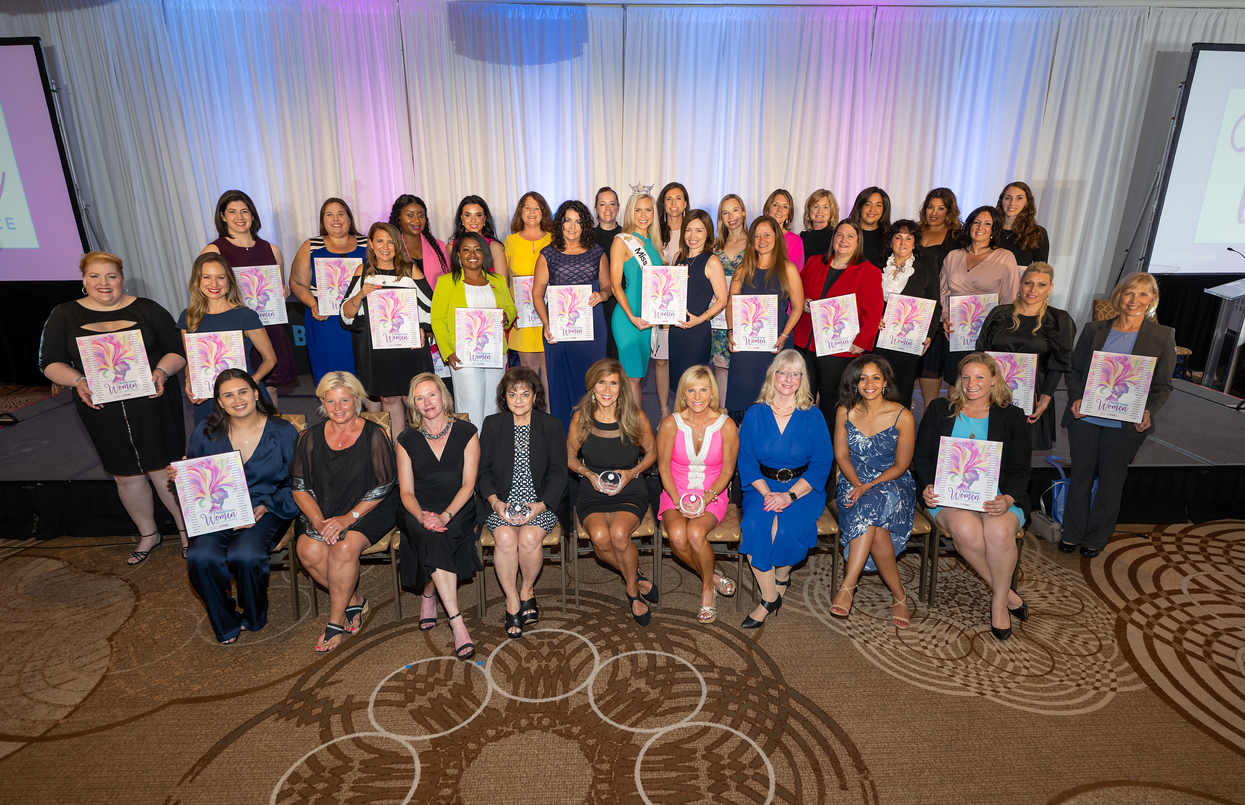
left=832, top=355, right=916, bottom=628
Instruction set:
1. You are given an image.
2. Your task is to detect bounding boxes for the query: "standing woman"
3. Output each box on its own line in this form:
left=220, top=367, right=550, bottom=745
left=940, top=206, right=1020, bottom=386
left=430, top=233, right=518, bottom=427
left=200, top=190, right=298, bottom=407
left=873, top=219, right=941, bottom=408
left=450, top=195, right=509, bottom=286
left=764, top=188, right=804, bottom=276
left=848, top=187, right=891, bottom=268
left=668, top=209, right=728, bottom=394
left=724, top=215, right=804, bottom=423
left=790, top=219, right=883, bottom=424
left=289, top=198, right=367, bottom=382
left=39, top=252, right=188, bottom=564
left=339, top=222, right=433, bottom=435
left=800, top=189, right=840, bottom=270
left=396, top=373, right=480, bottom=659
left=609, top=191, right=664, bottom=402
left=389, top=194, right=449, bottom=289
left=712, top=194, right=749, bottom=401
left=533, top=199, right=610, bottom=432
left=916, top=188, right=964, bottom=406
left=593, top=187, right=622, bottom=361
left=831, top=357, right=916, bottom=627
left=478, top=368, right=567, bottom=638
left=505, top=192, right=554, bottom=387
left=566, top=359, right=658, bottom=626
left=1060, top=272, right=1175, bottom=558
left=653, top=182, right=690, bottom=416
left=177, top=253, right=276, bottom=425
left=737, top=350, right=834, bottom=627
left=656, top=366, right=739, bottom=624
left=975, top=262, right=1075, bottom=450
left=174, top=370, right=298, bottom=644
left=997, top=181, right=1050, bottom=266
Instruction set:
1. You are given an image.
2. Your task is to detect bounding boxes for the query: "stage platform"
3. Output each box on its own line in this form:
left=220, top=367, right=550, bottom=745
left=1, top=378, right=1242, bottom=538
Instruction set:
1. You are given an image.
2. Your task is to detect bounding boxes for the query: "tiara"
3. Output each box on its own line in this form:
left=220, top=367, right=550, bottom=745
left=628, top=181, right=653, bottom=196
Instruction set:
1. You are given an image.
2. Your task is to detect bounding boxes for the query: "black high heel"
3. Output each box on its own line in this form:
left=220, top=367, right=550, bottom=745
left=741, top=596, right=782, bottom=629
left=418, top=593, right=438, bottom=631
left=626, top=593, right=652, bottom=627
left=636, top=573, right=659, bottom=605
left=504, top=607, right=524, bottom=639
left=519, top=596, right=539, bottom=625
left=447, top=612, right=475, bottom=660
left=774, top=577, right=792, bottom=598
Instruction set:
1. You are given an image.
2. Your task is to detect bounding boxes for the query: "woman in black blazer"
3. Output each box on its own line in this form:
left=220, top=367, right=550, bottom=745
left=914, top=352, right=1032, bottom=640
left=873, top=219, right=941, bottom=408
left=1060, top=272, right=1176, bottom=558
left=478, top=367, right=568, bottom=638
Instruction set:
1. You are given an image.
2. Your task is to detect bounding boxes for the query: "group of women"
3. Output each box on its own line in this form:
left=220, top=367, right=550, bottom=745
left=38, top=179, right=1176, bottom=650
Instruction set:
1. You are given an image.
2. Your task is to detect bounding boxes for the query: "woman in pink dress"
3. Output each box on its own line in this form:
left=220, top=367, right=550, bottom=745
left=656, top=365, right=740, bottom=624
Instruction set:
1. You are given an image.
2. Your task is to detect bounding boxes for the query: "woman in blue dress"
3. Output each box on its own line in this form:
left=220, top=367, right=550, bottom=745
left=831, top=356, right=916, bottom=628
left=609, top=190, right=664, bottom=401
left=533, top=199, right=611, bottom=432
left=170, top=369, right=298, bottom=644
left=737, top=350, right=833, bottom=628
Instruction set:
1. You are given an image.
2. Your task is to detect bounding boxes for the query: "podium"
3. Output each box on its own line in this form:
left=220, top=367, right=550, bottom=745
left=1200, top=277, right=1245, bottom=394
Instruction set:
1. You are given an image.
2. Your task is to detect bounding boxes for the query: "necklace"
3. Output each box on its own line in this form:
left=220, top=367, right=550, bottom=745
left=769, top=402, right=795, bottom=415
left=421, top=419, right=453, bottom=441
left=232, top=417, right=266, bottom=448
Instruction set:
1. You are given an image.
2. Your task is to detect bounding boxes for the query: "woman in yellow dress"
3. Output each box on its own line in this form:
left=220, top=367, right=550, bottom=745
left=504, top=192, right=553, bottom=398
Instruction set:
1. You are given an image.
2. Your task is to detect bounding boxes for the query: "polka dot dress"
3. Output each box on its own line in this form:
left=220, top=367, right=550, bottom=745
left=485, top=424, right=559, bottom=534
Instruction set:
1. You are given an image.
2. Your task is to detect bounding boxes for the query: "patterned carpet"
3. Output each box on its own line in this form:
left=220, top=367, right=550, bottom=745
left=1, top=523, right=1242, bottom=804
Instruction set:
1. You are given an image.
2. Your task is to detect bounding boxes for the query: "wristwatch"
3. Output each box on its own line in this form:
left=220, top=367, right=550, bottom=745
left=788, top=491, right=797, bottom=502
left=350, top=510, right=361, bottom=520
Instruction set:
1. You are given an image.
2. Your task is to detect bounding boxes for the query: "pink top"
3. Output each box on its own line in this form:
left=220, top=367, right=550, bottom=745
left=939, top=247, right=1019, bottom=320
left=783, top=231, right=804, bottom=276
left=659, top=412, right=731, bottom=522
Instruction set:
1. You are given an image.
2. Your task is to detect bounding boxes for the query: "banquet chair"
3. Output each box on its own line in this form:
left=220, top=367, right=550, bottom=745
left=572, top=507, right=659, bottom=608
left=826, top=496, right=935, bottom=605
left=652, top=503, right=746, bottom=612
left=924, top=504, right=1025, bottom=607
left=475, top=521, right=567, bottom=618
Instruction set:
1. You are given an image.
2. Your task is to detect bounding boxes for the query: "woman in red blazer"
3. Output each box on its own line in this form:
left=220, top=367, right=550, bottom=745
left=791, top=219, right=884, bottom=426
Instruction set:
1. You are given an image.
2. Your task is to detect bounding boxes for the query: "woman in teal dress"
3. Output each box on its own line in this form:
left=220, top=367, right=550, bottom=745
left=609, top=191, right=665, bottom=400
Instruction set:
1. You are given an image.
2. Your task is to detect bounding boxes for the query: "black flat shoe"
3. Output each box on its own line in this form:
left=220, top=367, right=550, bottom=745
left=741, top=596, right=782, bottom=629
left=1057, top=541, right=1077, bottom=554
left=626, top=593, right=652, bottom=627
left=519, top=596, right=539, bottom=625
left=127, top=532, right=163, bottom=566
left=1079, top=546, right=1102, bottom=558
left=504, top=607, right=523, bottom=639
left=636, top=573, right=659, bottom=605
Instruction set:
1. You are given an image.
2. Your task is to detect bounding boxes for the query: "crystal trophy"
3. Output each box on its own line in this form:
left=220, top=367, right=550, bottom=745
left=598, top=470, right=623, bottom=494
left=679, top=491, right=706, bottom=518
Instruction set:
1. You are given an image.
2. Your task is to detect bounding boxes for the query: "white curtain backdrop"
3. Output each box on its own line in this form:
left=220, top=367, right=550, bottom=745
left=3, top=0, right=1244, bottom=325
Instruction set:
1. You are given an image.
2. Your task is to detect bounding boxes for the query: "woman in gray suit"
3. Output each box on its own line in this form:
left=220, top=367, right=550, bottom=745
left=1060, top=272, right=1176, bottom=557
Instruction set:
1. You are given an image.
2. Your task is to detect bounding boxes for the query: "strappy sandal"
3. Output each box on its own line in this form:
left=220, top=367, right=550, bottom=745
left=830, top=584, right=856, bottom=617
left=714, top=575, right=736, bottom=597
left=179, top=529, right=189, bottom=560
left=418, top=593, right=437, bottom=631
left=315, top=623, right=346, bottom=654
left=519, top=596, right=539, bottom=625
left=774, top=576, right=791, bottom=598
left=636, top=572, right=659, bottom=605
left=127, top=532, right=163, bottom=566
left=448, top=612, right=475, bottom=660
left=344, top=597, right=369, bottom=635
left=504, top=607, right=523, bottom=639
left=698, top=605, right=717, bottom=625
left=891, top=594, right=911, bottom=629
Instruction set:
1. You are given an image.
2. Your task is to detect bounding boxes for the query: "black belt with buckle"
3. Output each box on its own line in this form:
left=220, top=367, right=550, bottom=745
left=759, top=463, right=809, bottom=483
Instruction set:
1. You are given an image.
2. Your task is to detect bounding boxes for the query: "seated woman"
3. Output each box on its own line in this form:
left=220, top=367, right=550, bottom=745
left=831, top=356, right=916, bottom=628
left=396, top=373, right=481, bottom=660
left=737, top=350, right=833, bottom=628
left=656, top=365, right=739, bottom=625
left=913, top=353, right=1031, bottom=641
left=479, top=368, right=567, bottom=639
left=566, top=359, right=658, bottom=626
left=292, top=371, right=400, bottom=654
left=172, top=369, right=298, bottom=644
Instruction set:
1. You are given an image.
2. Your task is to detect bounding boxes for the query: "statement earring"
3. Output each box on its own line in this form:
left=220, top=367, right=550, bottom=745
left=80, top=284, right=87, bottom=296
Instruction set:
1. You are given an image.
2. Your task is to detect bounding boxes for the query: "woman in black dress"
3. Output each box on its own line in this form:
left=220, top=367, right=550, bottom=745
left=997, top=181, right=1050, bottom=266
left=848, top=186, right=892, bottom=268
left=292, top=371, right=400, bottom=654
left=397, top=373, right=481, bottom=660
left=340, top=222, right=434, bottom=435
left=975, top=262, right=1075, bottom=450
left=668, top=209, right=729, bottom=394
left=566, top=359, right=658, bottom=626
left=916, top=188, right=963, bottom=406
left=39, top=251, right=188, bottom=564
left=873, top=220, right=941, bottom=408
left=479, top=368, right=567, bottom=638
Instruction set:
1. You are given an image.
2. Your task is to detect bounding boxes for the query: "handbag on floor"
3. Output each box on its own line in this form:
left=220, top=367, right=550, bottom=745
left=1030, top=456, right=1097, bottom=543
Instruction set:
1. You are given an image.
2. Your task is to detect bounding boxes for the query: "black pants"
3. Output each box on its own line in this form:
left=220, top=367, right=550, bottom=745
left=804, top=349, right=855, bottom=430
left=874, top=347, right=921, bottom=409
left=1063, top=419, right=1144, bottom=551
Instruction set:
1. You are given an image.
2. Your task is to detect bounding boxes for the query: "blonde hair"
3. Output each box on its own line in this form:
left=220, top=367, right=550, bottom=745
left=622, top=193, right=664, bottom=255
left=406, top=372, right=455, bottom=429
left=315, top=371, right=366, bottom=417
left=185, top=252, right=245, bottom=332
left=572, top=358, right=646, bottom=447
left=802, top=189, right=840, bottom=231
left=1109, top=271, right=1160, bottom=319
left=756, top=350, right=815, bottom=410
left=714, top=194, right=748, bottom=252
left=946, top=352, right=1012, bottom=416
left=1010, top=262, right=1054, bottom=336
left=674, top=365, right=720, bottom=413
left=80, top=251, right=123, bottom=275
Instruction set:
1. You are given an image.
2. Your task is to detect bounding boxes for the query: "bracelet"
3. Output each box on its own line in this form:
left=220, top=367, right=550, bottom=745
left=73, top=375, right=86, bottom=386
left=153, top=367, right=167, bottom=379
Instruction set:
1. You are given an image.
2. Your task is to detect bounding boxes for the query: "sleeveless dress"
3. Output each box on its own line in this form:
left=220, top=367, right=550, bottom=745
left=306, top=235, right=367, bottom=381
left=340, top=268, right=434, bottom=397
left=484, top=423, right=560, bottom=534
left=504, top=232, right=552, bottom=353
left=711, top=248, right=744, bottom=369
left=211, top=236, right=298, bottom=386
left=724, top=266, right=790, bottom=415
left=543, top=243, right=607, bottom=432
left=658, top=412, right=730, bottom=523
left=667, top=252, right=714, bottom=393
left=576, top=419, right=649, bottom=519
left=834, top=411, right=916, bottom=571
left=397, top=420, right=482, bottom=589
left=610, top=232, right=662, bottom=380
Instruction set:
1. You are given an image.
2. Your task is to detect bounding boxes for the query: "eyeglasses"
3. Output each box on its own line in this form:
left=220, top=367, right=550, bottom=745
left=776, top=371, right=803, bottom=380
